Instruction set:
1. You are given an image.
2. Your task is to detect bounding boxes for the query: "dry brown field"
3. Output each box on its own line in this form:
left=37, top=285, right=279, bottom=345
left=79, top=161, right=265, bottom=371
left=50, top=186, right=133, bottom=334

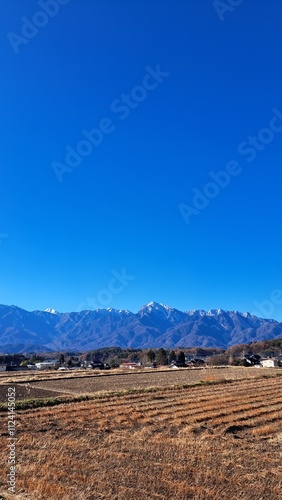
left=0, top=368, right=281, bottom=499
left=0, top=366, right=281, bottom=400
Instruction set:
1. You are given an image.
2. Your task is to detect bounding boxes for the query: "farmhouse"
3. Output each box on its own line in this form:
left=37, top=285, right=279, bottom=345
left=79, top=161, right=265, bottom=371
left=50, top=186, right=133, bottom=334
left=120, top=362, right=141, bottom=369
left=0, top=364, right=7, bottom=372
left=35, top=360, right=58, bottom=370
left=261, top=358, right=279, bottom=368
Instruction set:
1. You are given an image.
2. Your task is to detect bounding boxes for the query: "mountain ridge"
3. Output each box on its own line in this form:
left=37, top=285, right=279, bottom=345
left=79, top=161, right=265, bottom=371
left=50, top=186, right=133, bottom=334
left=0, top=302, right=281, bottom=353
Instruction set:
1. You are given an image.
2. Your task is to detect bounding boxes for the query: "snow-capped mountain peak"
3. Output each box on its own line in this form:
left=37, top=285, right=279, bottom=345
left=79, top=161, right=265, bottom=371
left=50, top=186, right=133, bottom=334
left=0, top=303, right=281, bottom=353
left=44, top=308, right=58, bottom=315
left=142, top=301, right=174, bottom=312
left=138, top=302, right=186, bottom=325
left=105, top=308, right=132, bottom=315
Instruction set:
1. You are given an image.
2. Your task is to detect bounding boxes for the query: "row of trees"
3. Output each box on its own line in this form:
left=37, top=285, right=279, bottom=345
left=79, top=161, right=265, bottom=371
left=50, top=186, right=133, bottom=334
left=146, top=349, right=185, bottom=366
left=2, top=339, right=282, bottom=368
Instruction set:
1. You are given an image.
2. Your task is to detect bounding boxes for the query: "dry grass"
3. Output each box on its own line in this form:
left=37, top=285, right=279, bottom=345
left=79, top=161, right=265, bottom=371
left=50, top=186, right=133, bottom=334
left=0, top=371, right=282, bottom=499
left=1, top=366, right=281, bottom=402
left=1, top=365, right=280, bottom=388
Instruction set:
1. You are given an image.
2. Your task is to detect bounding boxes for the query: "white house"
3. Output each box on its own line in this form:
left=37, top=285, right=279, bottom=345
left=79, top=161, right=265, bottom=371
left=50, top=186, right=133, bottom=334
left=261, top=358, right=279, bottom=368
left=0, top=364, right=7, bottom=372
left=35, top=360, right=57, bottom=370
left=120, top=362, right=141, bottom=369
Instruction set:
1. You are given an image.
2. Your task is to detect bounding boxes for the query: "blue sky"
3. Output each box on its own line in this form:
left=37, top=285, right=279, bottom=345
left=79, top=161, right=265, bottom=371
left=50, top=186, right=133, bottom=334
left=1, top=0, right=282, bottom=320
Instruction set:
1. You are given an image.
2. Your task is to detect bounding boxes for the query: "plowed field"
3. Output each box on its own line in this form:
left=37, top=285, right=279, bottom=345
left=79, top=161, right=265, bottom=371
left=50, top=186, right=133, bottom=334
left=0, top=372, right=281, bottom=499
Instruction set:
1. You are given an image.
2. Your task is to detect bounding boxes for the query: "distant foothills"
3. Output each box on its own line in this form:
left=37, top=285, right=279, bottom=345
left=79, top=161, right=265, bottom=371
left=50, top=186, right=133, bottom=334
left=0, top=302, right=282, bottom=354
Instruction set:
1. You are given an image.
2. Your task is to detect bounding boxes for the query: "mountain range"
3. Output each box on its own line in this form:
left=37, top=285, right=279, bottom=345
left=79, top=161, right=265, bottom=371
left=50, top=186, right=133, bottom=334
left=0, top=302, right=282, bottom=353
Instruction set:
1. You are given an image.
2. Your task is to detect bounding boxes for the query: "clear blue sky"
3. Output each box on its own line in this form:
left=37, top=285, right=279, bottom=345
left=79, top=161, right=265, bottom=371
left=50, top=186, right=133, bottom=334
left=1, top=0, right=282, bottom=320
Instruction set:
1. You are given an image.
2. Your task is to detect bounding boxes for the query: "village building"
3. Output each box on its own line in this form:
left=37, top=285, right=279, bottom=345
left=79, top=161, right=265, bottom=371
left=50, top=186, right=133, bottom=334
left=260, top=358, right=279, bottom=368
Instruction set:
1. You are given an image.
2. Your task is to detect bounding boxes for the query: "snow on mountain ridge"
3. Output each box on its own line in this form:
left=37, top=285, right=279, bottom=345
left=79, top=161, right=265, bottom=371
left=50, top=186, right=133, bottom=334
left=38, top=304, right=278, bottom=323
left=44, top=308, right=58, bottom=315
left=0, top=303, right=281, bottom=353
left=144, top=301, right=174, bottom=310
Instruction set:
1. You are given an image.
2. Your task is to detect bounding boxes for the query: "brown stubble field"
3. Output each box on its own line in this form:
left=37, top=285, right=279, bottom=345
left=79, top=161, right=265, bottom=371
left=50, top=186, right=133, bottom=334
left=0, top=369, right=282, bottom=499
